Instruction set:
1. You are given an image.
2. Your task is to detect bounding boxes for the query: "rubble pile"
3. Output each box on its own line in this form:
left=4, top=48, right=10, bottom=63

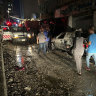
left=3, top=43, right=77, bottom=96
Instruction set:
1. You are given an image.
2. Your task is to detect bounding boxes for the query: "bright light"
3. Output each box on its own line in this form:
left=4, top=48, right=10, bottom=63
left=7, top=10, right=10, bottom=13
left=15, top=24, right=18, bottom=27
left=6, top=21, right=12, bottom=26
left=27, top=34, right=31, bottom=38
left=14, top=35, right=18, bottom=38
left=18, top=24, right=22, bottom=27
left=14, top=22, right=17, bottom=24
left=17, top=19, right=20, bottom=22
left=3, top=28, right=7, bottom=31
left=14, top=35, right=18, bottom=37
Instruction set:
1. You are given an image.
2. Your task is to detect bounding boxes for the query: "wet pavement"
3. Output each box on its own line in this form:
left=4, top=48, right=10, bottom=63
left=0, top=42, right=96, bottom=96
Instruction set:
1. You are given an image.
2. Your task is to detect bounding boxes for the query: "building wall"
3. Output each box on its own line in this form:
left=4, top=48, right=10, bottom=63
left=7, top=0, right=13, bottom=16
left=39, top=0, right=77, bottom=19
left=22, top=0, right=40, bottom=19
left=72, top=15, right=93, bottom=30
left=0, top=0, right=8, bottom=19
left=39, top=0, right=96, bottom=19
left=93, top=11, right=96, bottom=30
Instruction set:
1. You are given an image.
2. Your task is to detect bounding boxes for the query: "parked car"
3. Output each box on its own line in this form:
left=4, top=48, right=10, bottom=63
left=51, top=31, right=75, bottom=51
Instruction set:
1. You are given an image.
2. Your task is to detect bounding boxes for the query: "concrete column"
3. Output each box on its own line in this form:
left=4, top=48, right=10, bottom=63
left=93, top=11, right=96, bottom=30
left=68, top=16, right=73, bottom=28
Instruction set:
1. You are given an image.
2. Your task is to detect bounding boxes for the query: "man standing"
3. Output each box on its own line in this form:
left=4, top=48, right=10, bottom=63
left=37, top=28, right=46, bottom=54
left=86, top=27, right=96, bottom=70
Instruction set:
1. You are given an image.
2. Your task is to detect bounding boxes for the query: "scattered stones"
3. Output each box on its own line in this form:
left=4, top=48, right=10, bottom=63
left=3, top=43, right=77, bottom=96
left=8, top=78, right=14, bottom=83
left=24, top=86, right=31, bottom=91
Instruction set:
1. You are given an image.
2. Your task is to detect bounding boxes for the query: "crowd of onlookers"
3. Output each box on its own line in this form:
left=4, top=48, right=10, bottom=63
left=37, top=26, right=96, bottom=76
left=72, top=27, right=96, bottom=75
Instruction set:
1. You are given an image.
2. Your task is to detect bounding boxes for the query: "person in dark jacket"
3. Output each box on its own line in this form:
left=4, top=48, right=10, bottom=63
left=44, top=26, right=50, bottom=52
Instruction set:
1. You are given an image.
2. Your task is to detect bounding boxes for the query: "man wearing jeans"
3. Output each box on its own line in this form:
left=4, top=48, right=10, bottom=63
left=37, top=28, right=46, bottom=54
left=86, top=27, right=96, bottom=70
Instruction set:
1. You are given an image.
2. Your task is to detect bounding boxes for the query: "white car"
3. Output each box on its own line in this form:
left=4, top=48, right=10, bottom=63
left=12, top=27, right=32, bottom=43
left=52, top=32, right=75, bottom=51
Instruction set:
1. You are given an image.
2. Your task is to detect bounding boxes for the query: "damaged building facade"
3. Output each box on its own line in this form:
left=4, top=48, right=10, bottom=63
left=39, top=0, right=96, bottom=31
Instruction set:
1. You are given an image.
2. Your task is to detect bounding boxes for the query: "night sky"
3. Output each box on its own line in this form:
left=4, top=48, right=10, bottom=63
left=0, top=0, right=3, bottom=4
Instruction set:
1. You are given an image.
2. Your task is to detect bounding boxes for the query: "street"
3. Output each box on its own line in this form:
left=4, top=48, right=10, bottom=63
left=1, top=0, right=96, bottom=96
left=0, top=42, right=96, bottom=96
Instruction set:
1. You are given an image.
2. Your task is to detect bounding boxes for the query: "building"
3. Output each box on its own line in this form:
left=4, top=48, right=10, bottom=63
left=7, top=0, right=13, bottom=16
left=55, top=0, right=96, bottom=30
left=38, top=0, right=57, bottom=19
left=0, top=0, right=4, bottom=14
left=0, top=0, right=8, bottom=22
left=38, top=0, right=74, bottom=19
left=20, top=0, right=24, bottom=19
left=39, top=0, right=96, bottom=30
left=20, top=0, right=40, bottom=19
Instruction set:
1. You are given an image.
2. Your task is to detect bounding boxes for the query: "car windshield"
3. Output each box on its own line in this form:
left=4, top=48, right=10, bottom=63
left=11, top=27, right=23, bottom=32
left=11, top=27, right=27, bottom=32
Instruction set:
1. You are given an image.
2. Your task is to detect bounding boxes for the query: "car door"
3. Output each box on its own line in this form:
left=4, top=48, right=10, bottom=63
left=56, top=33, right=65, bottom=49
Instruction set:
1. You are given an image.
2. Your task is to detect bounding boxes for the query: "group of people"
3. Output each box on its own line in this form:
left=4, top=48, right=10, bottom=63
left=73, top=27, right=96, bottom=75
left=37, top=27, right=50, bottom=54
left=37, top=26, right=96, bottom=76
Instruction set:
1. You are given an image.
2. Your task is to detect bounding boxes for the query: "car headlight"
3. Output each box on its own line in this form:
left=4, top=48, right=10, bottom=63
left=14, top=35, right=18, bottom=38
left=27, top=34, right=31, bottom=38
